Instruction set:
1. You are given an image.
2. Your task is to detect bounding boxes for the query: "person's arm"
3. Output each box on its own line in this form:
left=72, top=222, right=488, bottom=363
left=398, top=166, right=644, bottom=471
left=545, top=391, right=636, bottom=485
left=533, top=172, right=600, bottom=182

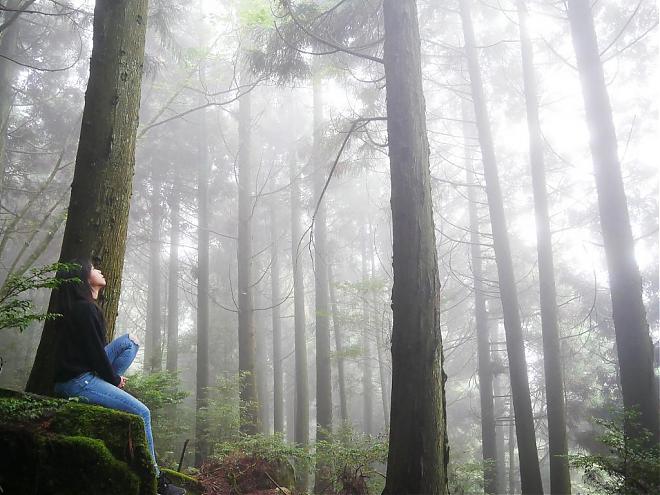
left=71, top=303, right=121, bottom=386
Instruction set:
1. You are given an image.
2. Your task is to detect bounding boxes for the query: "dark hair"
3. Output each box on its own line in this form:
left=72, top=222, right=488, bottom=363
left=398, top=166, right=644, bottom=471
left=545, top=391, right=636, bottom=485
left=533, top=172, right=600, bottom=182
left=54, top=258, right=99, bottom=318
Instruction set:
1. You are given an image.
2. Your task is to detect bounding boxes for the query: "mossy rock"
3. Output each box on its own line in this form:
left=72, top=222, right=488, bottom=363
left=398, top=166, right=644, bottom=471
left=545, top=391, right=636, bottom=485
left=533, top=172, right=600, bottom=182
left=161, top=468, right=203, bottom=495
left=0, top=388, right=156, bottom=495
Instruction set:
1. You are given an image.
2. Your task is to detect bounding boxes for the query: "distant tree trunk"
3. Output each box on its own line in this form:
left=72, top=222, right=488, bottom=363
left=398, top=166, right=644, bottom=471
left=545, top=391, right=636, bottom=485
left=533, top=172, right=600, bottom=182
left=517, top=2, right=571, bottom=492
left=270, top=206, right=284, bottom=434
left=0, top=0, right=20, bottom=206
left=369, top=239, right=390, bottom=430
left=312, top=70, right=333, bottom=442
left=290, top=157, right=309, bottom=447
left=237, top=89, right=258, bottom=435
left=26, top=0, right=149, bottom=395
left=508, top=416, right=517, bottom=494
left=459, top=1, right=544, bottom=492
left=463, top=102, right=498, bottom=494
left=360, top=225, right=374, bottom=436
left=494, top=371, right=508, bottom=494
left=145, top=174, right=163, bottom=373
left=290, top=155, right=309, bottom=491
left=328, top=262, right=349, bottom=423
left=194, top=111, right=210, bottom=466
left=166, top=181, right=180, bottom=373
left=567, top=0, right=659, bottom=446
left=381, top=1, right=449, bottom=493
left=255, top=280, right=270, bottom=434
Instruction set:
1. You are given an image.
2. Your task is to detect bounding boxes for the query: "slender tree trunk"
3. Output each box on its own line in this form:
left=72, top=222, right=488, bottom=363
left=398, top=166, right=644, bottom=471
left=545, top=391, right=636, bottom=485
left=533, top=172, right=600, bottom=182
left=255, top=280, right=270, bottom=434
left=509, top=416, right=517, bottom=495
left=290, top=157, right=309, bottom=447
left=26, top=0, right=149, bottom=395
left=463, top=102, right=498, bottom=494
left=313, top=70, right=333, bottom=441
left=166, top=181, right=180, bottom=373
left=567, top=0, right=659, bottom=446
left=270, top=206, right=284, bottom=434
left=495, top=371, right=508, bottom=494
left=0, top=0, right=20, bottom=207
left=145, top=174, right=163, bottom=373
left=328, top=262, right=349, bottom=424
left=194, top=111, right=210, bottom=466
left=360, top=224, right=374, bottom=436
left=238, top=89, right=258, bottom=434
left=290, top=155, right=309, bottom=491
left=517, top=2, right=571, bottom=492
left=459, top=1, right=543, bottom=492
left=381, top=1, right=449, bottom=493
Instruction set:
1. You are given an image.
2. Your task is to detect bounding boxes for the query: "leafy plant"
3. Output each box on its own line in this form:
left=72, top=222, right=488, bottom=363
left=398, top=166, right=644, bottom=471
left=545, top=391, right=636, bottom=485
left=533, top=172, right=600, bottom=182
left=570, top=410, right=660, bottom=494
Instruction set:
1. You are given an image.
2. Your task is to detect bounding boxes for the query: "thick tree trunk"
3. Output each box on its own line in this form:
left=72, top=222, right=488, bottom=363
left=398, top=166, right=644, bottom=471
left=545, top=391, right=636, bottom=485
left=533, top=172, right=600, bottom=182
left=517, top=2, right=571, bottom=492
left=238, top=90, right=258, bottom=434
left=328, top=262, right=349, bottom=423
left=290, top=157, right=309, bottom=448
left=360, top=225, right=374, bottom=436
left=381, top=1, right=449, bottom=493
left=567, top=0, right=659, bottom=446
left=194, top=112, right=210, bottom=466
left=270, top=206, right=284, bottom=434
left=463, top=103, right=498, bottom=494
left=26, top=0, right=148, bottom=395
left=459, top=1, right=544, bottom=492
left=166, top=182, right=180, bottom=373
left=145, top=174, right=163, bottom=373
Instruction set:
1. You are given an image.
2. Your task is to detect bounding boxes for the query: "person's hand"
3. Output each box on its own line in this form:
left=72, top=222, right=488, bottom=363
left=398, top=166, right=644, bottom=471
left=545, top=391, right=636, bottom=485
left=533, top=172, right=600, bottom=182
left=118, top=376, right=127, bottom=389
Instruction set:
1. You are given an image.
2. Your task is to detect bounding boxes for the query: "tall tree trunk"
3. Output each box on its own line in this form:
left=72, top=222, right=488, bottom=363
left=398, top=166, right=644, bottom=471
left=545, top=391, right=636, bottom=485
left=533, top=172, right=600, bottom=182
left=313, top=69, right=333, bottom=442
left=166, top=181, right=180, bottom=373
left=290, top=157, right=309, bottom=447
left=26, top=0, right=149, bottom=395
left=255, top=279, right=270, bottom=434
left=459, top=1, right=544, bottom=492
left=328, top=262, right=349, bottom=423
left=238, top=89, right=258, bottom=434
left=495, top=371, right=508, bottom=494
left=381, top=1, right=449, bottom=493
left=270, top=206, right=284, bottom=434
left=567, top=0, right=659, bottom=445
left=290, top=155, right=309, bottom=491
left=517, top=2, right=571, bottom=492
left=194, top=111, right=210, bottom=466
left=145, top=174, right=163, bottom=373
left=0, top=0, right=20, bottom=208
left=463, top=102, right=498, bottom=494
left=360, top=224, right=374, bottom=436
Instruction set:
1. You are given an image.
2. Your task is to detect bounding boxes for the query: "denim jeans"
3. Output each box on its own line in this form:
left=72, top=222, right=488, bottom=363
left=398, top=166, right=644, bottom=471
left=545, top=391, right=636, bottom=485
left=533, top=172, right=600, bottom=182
left=54, top=334, right=158, bottom=473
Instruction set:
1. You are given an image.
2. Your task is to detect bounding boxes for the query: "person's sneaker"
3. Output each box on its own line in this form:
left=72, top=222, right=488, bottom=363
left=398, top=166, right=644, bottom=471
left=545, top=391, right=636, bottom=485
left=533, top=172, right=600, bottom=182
left=157, top=472, right=186, bottom=495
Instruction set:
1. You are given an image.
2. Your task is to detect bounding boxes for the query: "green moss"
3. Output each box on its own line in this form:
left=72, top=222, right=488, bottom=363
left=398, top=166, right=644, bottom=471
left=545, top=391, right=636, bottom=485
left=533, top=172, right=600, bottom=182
left=0, top=388, right=158, bottom=495
left=160, top=468, right=204, bottom=495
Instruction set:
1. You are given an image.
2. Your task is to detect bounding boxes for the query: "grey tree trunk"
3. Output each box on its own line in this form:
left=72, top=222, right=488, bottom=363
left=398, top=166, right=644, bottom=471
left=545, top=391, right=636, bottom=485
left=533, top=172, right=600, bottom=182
left=517, top=2, right=571, bottom=492
left=238, top=89, right=259, bottom=435
left=459, top=1, right=544, bottom=492
left=26, top=0, right=149, bottom=395
left=328, top=262, right=349, bottom=423
left=370, top=238, right=390, bottom=430
left=463, top=102, right=498, bottom=494
left=270, top=206, right=284, bottom=434
left=194, top=111, right=210, bottom=466
left=381, top=1, right=449, bottom=493
left=567, top=0, right=659, bottom=446
left=145, top=174, right=163, bottom=373
left=360, top=224, right=374, bottom=436
left=166, top=181, right=180, bottom=373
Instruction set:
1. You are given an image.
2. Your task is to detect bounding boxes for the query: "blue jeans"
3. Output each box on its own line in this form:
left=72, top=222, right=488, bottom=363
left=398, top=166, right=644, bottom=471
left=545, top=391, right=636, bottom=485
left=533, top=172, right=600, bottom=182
left=54, top=334, right=158, bottom=473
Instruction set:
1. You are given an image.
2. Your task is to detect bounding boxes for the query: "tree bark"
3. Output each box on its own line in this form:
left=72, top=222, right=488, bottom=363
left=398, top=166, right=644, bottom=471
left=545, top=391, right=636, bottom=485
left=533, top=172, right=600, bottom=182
left=459, top=1, right=544, bottom=492
left=463, top=101, right=498, bottom=494
left=370, top=236, right=390, bottom=430
left=328, top=262, right=349, bottom=423
left=166, top=181, right=180, bottom=373
left=517, top=2, right=571, bottom=492
left=237, top=89, right=258, bottom=435
left=360, top=224, right=374, bottom=436
left=26, top=0, right=149, bottom=395
left=567, top=0, right=659, bottom=446
left=194, top=110, right=210, bottom=466
left=270, top=206, right=284, bottom=434
left=381, top=1, right=449, bottom=493
left=145, top=173, right=163, bottom=373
